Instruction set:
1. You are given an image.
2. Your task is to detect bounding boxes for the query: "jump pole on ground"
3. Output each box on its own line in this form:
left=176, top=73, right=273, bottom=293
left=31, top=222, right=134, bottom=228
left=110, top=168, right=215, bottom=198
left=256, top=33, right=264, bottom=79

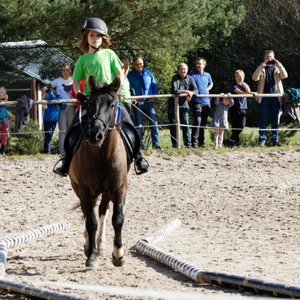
left=135, top=224, right=300, bottom=298
left=0, top=279, right=88, bottom=300
left=0, top=220, right=71, bottom=249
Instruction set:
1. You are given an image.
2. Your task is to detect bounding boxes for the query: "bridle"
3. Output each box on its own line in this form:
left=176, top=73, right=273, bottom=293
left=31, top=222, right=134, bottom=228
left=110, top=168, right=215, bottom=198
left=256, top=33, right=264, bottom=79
left=88, top=91, right=118, bottom=134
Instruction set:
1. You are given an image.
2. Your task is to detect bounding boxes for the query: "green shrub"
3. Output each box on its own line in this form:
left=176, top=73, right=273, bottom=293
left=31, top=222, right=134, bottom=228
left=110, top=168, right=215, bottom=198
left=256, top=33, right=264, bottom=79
left=8, top=119, right=44, bottom=155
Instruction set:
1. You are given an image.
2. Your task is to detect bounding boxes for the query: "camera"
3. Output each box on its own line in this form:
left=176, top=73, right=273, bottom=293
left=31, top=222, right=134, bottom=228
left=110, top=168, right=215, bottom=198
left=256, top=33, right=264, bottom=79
left=266, top=60, right=275, bottom=65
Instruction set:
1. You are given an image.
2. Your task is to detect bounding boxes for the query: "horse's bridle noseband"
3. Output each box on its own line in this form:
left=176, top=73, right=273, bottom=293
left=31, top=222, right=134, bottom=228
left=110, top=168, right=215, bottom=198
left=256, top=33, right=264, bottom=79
left=88, top=92, right=119, bottom=132
left=92, top=113, right=115, bottom=131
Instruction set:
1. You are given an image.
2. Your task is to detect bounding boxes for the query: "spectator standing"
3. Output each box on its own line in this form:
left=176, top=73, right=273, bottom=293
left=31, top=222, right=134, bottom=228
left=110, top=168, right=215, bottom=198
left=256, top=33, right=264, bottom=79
left=168, top=63, right=198, bottom=148
left=0, top=87, right=9, bottom=155
left=127, top=57, right=162, bottom=150
left=189, top=57, right=213, bottom=148
left=211, top=95, right=234, bottom=149
left=252, top=50, right=288, bottom=146
left=51, top=64, right=74, bottom=155
left=42, top=87, right=61, bottom=154
left=119, top=56, right=132, bottom=114
left=229, top=70, right=251, bottom=147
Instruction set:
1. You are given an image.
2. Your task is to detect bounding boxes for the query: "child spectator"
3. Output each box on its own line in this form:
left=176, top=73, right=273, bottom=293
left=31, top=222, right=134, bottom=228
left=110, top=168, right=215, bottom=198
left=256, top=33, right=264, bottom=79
left=0, top=87, right=10, bottom=156
left=42, top=87, right=63, bottom=154
left=211, top=94, right=234, bottom=149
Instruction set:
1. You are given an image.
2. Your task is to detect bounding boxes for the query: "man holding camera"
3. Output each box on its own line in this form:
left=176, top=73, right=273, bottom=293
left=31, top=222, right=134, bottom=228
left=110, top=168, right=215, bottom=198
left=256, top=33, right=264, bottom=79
left=252, top=50, right=288, bottom=147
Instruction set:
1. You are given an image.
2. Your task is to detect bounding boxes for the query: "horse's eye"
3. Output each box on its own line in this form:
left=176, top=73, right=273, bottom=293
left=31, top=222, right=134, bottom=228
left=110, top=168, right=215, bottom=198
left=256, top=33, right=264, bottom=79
left=108, top=100, right=115, bottom=107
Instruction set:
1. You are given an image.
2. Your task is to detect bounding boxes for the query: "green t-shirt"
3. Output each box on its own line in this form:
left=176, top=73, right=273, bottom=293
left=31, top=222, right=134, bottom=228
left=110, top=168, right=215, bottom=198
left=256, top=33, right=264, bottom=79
left=73, top=49, right=123, bottom=95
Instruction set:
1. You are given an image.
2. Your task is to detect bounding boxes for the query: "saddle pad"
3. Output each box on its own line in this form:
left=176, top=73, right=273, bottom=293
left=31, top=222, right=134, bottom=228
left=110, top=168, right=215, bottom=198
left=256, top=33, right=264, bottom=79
left=120, top=122, right=141, bottom=164
left=64, top=119, right=89, bottom=158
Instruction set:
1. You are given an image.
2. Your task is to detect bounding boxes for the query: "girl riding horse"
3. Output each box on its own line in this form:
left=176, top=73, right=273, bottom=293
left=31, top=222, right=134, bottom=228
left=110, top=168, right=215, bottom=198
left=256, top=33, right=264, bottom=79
left=53, top=17, right=149, bottom=176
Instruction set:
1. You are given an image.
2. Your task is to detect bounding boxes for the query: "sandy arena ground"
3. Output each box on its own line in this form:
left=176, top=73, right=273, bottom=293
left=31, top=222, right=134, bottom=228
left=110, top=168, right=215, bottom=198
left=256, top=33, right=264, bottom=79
left=0, top=148, right=299, bottom=299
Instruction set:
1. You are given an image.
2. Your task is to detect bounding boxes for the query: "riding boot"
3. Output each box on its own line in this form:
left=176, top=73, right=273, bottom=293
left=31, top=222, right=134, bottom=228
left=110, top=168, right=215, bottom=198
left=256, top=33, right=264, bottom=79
left=134, top=151, right=150, bottom=175
left=0, top=145, right=6, bottom=156
left=53, top=156, right=70, bottom=177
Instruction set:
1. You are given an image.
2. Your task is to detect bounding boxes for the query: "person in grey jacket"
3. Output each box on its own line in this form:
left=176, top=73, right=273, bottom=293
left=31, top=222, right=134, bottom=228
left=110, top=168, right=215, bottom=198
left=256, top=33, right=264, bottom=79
left=168, top=63, right=198, bottom=148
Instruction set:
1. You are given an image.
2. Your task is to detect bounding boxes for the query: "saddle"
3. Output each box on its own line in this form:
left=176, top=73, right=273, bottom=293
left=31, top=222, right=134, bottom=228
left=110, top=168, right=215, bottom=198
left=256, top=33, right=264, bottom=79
left=64, top=118, right=140, bottom=165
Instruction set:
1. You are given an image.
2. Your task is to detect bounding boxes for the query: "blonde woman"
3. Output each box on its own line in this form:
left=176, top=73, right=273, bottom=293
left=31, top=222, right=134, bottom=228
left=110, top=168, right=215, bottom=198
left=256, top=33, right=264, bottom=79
left=228, top=70, right=251, bottom=147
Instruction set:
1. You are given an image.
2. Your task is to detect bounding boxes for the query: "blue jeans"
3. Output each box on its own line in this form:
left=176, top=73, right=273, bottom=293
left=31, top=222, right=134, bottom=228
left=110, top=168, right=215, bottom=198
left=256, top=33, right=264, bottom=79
left=259, top=97, right=281, bottom=142
left=168, top=104, right=191, bottom=147
left=44, top=121, right=57, bottom=154
left=133, top=101, right=159, bottom=147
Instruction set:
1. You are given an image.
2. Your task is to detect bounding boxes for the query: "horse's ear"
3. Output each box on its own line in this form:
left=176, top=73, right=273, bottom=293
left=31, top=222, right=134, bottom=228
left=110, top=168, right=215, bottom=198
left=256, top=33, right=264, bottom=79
left=110, top=77, right=121, bottom=93
left=88, top=76, right=97, bottom=91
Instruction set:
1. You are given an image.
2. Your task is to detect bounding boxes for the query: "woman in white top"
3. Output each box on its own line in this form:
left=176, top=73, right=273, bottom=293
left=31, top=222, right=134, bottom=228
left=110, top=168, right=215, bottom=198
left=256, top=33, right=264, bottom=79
left=51, top=64, right=75, bottom=155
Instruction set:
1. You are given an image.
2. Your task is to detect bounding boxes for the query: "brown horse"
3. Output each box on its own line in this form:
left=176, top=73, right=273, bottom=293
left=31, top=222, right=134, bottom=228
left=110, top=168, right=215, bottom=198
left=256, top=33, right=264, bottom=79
left=69, top=76, right=129, bottom=269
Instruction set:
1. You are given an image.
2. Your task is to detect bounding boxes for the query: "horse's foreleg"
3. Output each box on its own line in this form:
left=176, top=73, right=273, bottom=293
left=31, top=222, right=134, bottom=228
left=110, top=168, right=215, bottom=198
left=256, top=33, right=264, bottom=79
left=111, top=190, right=126, bottom=267
left=85, top=209, right=98, bottom=269
left=97, top=195, right=110, bottom=257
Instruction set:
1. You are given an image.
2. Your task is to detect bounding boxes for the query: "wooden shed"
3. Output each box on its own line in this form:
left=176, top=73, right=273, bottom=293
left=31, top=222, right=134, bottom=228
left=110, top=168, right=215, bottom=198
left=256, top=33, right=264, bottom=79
left=0, top=40, right=74, bottom=127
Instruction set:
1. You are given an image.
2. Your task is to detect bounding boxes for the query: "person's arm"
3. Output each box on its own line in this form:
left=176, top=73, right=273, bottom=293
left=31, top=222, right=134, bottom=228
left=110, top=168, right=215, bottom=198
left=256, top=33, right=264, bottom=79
left=252, top=64, right=264, bottom=81
left=149, top=72, right=158, bottom=103
left=189, top=77, right=198, bottom=96
left=171, top=76, right=181, bottom=95
left=233, top=82, right=251, bottom=94
left=116, top=67, right=125, bottom=86
left=73, top=80, right=81, bottom=94
left=275, top=60, right=288, bottom=80
left=207, top=83, right=213, bottom=91
left=229, top=98, right=234, bottom=108
left=178, top=77, right=197, bottom=100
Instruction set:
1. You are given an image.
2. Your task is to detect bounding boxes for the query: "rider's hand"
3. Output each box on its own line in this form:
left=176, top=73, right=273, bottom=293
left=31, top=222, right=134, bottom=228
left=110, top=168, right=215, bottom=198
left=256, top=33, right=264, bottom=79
left=77, top=92, right=88, bottom=103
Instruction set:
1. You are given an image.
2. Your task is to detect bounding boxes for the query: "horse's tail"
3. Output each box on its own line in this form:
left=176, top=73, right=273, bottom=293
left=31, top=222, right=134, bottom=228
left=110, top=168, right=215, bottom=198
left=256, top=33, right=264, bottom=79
left=69, top=202, right=85, bottom=219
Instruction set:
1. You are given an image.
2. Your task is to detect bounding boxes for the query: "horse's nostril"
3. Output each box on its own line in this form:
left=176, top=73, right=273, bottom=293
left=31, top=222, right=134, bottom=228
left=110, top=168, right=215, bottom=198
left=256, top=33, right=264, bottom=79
left=96, top=133, right=103, bottom=141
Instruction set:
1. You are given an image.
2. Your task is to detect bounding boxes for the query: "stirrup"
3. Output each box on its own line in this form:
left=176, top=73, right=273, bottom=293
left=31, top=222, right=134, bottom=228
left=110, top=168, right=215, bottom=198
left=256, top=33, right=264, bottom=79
left=134, top=157, right=150, bottom=175
left=53, top=158, right=69, bottom=177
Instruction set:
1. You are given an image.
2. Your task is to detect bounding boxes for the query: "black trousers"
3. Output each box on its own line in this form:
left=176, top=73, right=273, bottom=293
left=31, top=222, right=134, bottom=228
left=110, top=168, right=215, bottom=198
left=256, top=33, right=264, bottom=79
left=230, top=108, right=246, bottom=143
left=191, top=103, right=210, bottom=146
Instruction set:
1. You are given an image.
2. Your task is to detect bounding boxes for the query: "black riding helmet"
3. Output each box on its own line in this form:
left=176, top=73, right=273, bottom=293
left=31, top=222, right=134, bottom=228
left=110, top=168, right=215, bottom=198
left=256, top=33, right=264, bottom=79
left=81, top=17, right=108, bottom=36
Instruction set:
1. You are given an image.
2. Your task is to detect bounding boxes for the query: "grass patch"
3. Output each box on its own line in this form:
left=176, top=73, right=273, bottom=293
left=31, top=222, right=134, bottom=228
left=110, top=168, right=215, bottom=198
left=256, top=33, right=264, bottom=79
left=142, top=125, right=300, bottom=156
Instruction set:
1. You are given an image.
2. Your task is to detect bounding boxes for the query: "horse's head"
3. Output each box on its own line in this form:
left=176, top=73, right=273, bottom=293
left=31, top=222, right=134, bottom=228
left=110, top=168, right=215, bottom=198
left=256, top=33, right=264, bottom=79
left=86, top=76, right=121, bottom=146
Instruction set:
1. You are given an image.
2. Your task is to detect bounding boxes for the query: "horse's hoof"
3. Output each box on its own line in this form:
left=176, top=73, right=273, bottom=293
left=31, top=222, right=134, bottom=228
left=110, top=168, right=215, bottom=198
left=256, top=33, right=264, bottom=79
left=85, top=258, right=98, bottom=270
left=112, top=254, right=125, bottom=267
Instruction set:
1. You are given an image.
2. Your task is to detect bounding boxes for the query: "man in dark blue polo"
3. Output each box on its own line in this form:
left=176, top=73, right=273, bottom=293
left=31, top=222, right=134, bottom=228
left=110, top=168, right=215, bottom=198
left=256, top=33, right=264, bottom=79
left=189, top=57, right=213, bottom=148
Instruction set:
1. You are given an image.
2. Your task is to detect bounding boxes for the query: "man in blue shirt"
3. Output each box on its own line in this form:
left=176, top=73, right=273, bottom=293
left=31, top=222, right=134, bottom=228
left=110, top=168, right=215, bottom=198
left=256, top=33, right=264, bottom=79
left=189, top=57, right=213, bottom=148
left=128, top=57, right=162, bottom=150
